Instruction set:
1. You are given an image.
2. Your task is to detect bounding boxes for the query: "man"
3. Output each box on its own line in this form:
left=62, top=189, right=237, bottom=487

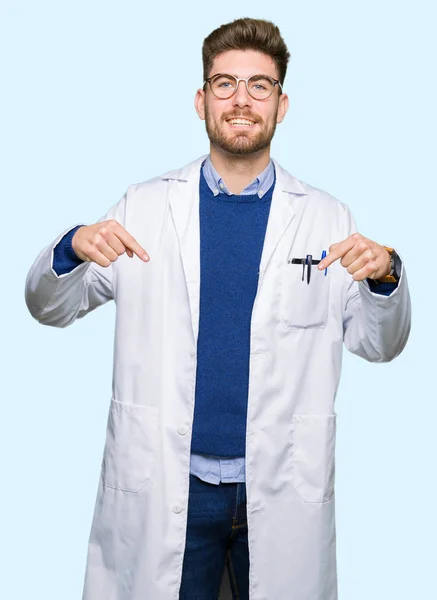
left=25, top=17, right=411, bottom=600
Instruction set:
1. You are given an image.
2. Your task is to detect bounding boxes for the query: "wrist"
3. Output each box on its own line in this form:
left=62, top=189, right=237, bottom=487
left=375, top=246, right=400, bottom=283
left=70, top=225, right=86, bottom=262
left=381, top=249, right=393, bottom=277
left=69, top=225, right=86, bottom=260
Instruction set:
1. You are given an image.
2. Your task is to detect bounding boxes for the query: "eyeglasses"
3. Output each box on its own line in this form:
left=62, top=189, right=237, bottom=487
left=204, top=73, right=283, bottom=100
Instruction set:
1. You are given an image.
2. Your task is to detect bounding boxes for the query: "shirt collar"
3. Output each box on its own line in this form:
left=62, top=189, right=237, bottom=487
left=202, top=155, right=275, bottom=199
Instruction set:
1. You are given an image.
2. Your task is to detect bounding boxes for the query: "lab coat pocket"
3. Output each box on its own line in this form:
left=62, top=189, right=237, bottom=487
left=101, top=399, right=159, bottom=493
left=281, top=263, right=331, bottom=328
left=291, top=414, right=336, bottom=503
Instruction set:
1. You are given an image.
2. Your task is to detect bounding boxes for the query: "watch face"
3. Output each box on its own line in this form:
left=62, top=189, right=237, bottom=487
left=392, top=250, right=401, bottom=280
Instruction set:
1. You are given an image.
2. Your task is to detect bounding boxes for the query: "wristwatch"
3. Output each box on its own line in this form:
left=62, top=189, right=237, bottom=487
left=376, top=246, right=401, bottom=283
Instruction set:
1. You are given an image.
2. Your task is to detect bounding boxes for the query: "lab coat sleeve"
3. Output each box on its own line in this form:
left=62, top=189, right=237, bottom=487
left=25, top=187, right=130, bottom=328
left=341, top=204, right=411, bottom=362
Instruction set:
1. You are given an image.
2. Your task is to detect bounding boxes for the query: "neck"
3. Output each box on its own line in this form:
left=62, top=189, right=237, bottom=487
left=209, top=145, right=271, bottom=195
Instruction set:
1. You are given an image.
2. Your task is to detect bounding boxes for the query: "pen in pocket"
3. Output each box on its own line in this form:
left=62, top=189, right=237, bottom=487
left=288, top=250, right=328, bottom=284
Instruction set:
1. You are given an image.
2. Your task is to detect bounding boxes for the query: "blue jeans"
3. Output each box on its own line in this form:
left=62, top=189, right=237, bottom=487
left=179, top=473, right=249, bottom=600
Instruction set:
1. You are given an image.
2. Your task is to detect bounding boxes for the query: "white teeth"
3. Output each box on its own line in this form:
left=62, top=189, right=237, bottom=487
left=229, top=118, right=254, bottom=126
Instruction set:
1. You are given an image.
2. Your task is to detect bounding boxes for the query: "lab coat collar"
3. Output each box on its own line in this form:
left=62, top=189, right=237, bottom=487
left=162, top=154, right=308, bottom=196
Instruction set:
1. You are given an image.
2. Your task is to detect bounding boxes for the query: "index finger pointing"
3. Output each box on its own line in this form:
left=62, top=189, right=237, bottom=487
left=318, top=249, right=340, bottom=270
left=318, top=238, right=354, bottom=270
left=114, top=224, right=150, bottom=262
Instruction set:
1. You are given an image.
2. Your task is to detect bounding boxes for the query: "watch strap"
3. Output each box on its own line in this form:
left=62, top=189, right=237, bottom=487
left=377, top=246, right=399, bottom=283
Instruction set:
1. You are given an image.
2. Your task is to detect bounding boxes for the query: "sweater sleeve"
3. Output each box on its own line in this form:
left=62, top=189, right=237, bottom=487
left=366, top=279, right=398, bottom=296
left=52, top=225, right=85, bottom=275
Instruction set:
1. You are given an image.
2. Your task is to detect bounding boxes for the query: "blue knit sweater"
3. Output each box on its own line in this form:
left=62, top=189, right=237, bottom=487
left=189, top=169, right=274, bottom=457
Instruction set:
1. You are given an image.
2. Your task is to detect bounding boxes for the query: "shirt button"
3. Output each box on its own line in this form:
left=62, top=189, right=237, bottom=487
left=219, top=183, right=224, bottom=189
left=178, top=426, right=188, bottom=435
left=172, top=505, right=182, bottom=514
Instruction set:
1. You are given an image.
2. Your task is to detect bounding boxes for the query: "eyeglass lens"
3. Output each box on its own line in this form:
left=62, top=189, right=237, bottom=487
left=210, top=74, right=275, bottom=99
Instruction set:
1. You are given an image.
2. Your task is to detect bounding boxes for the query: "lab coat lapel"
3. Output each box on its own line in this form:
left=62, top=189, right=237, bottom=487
left=258, top=159, right=308, bottom=278
left=165, top=156, right=206, bottom=344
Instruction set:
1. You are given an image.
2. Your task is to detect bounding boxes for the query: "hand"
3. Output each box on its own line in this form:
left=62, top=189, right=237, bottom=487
left=72, top=220, right=150, bottom=267
left=318, top=233, right=391, bottom=281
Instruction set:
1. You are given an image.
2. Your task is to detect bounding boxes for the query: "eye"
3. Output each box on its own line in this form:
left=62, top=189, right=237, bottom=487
left=248, top=76, right=274, bottom=96
left=212, top=75, right=236, bottom=88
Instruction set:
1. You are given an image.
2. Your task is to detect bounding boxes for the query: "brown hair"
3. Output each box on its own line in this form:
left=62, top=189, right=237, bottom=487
left=202, top=18, right=290, bottom=85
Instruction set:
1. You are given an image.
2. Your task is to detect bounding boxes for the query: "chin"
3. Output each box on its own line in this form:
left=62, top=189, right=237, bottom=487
left=222, top=136, right=271, bottom=155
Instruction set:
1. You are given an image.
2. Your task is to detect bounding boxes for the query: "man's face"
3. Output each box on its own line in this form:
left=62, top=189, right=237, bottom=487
left=195, top=49, right=289, bottom=156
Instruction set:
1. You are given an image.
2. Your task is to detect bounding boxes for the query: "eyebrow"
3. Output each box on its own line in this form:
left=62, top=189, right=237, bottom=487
left=216, top=72, right=276, bottom=79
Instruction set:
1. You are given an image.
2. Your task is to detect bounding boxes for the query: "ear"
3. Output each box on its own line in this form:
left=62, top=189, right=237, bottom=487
left=195, top=88, right=206, bottom=121
left=276, top=93, right=289, bottom=124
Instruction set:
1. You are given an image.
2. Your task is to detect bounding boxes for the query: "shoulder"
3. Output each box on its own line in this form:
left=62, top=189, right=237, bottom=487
left=124, top=155, right=207, bottom=201
left=127, top=175, right=164, bottom=197
left=133, top=155, right=207, bottom=190
left=273, top=159, right=352, bottom=217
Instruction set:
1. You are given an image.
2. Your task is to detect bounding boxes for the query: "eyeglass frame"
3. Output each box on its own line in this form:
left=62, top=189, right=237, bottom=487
left=203, top=73, right=283, bottom=101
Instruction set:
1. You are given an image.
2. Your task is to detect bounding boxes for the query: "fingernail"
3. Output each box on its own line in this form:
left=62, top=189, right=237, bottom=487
left=142, top=254, right=149, bottom=261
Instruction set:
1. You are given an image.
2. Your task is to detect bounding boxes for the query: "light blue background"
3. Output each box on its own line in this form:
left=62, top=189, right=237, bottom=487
left=2, top=0, right=436, bottom=598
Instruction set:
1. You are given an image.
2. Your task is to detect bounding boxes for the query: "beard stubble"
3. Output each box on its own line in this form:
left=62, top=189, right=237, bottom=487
left=204, top=105, right=278, bottom=156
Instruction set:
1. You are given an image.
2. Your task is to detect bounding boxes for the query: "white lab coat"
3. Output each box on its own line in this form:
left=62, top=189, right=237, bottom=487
left=25, top=155, right=411, bottom=600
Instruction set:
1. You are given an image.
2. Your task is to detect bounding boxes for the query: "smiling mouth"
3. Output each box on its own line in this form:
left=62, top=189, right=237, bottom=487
left=227, top=117, right=257, bottom=127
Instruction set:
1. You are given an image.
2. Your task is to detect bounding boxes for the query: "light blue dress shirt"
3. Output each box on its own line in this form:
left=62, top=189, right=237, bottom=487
left=190, top=156, right=275, bottom=485
left=201, top=155, right=275, bottom=198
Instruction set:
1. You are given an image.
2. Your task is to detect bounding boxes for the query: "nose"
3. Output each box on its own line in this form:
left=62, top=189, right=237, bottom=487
left=232, top=79, right=252, bottom=108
